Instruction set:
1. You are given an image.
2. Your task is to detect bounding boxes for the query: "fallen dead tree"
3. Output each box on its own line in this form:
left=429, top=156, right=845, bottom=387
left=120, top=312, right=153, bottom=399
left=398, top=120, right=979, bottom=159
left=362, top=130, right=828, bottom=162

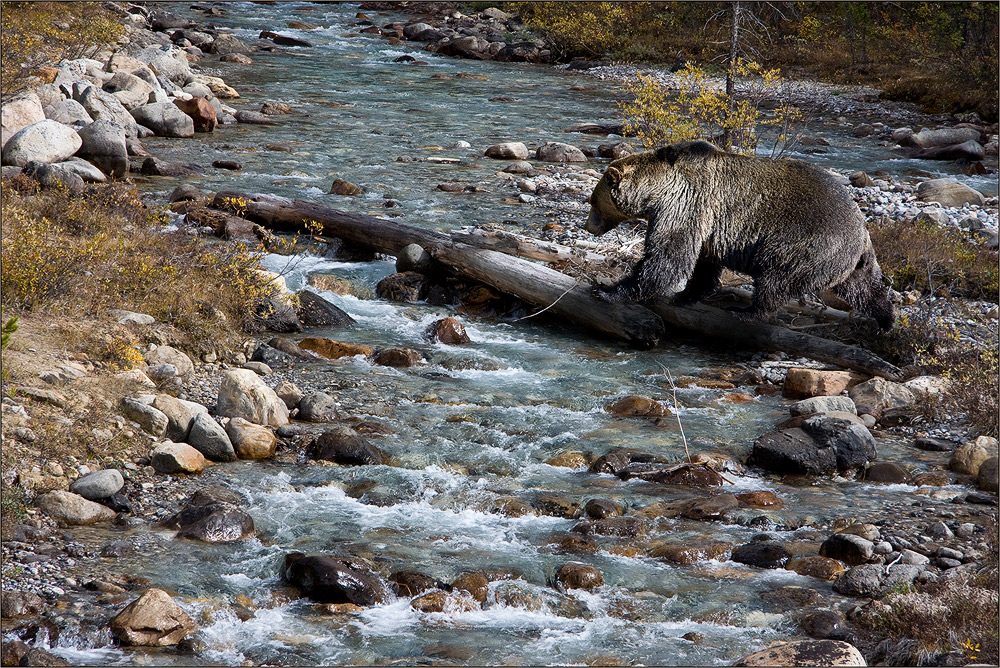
left=211, top=191, right=903, bottom=379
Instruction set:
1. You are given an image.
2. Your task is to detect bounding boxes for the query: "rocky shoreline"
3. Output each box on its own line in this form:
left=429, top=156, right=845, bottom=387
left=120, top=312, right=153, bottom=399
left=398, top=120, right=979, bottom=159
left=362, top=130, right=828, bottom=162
left=2, top=3, right=998, bottom=667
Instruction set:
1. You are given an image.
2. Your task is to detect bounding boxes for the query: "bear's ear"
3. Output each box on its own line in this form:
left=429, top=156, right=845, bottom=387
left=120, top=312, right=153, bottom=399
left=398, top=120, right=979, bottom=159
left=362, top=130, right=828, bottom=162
left=655, top=145, right=679, bottom=165
left=603, top=165, right=623, bottom=184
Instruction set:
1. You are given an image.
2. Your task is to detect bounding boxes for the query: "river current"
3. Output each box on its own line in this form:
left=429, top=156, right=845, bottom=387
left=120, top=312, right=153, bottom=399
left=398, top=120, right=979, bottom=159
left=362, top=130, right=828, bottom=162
left=20, top=3, right=990, bottom=665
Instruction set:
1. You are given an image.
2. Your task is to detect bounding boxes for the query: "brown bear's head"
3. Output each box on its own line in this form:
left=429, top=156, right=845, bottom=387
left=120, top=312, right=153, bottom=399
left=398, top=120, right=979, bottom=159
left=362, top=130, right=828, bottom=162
left=584, top=163, right=632, bottom=236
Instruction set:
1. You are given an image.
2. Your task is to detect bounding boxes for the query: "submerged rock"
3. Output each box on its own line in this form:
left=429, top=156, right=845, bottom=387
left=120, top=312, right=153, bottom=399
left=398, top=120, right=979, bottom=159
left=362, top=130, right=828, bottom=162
left=296, top=290, right=355, bottom=328
left=110, top=588, right=197, bottom=646
left=605, top=395, right=669, bottom=417
left=283, top=553, right=391, bottom=606
left=733, top=639, right=867, bottom=666
left=313, top=426, right=389, bottom=465
left=555, top=563, right=603, bottom=590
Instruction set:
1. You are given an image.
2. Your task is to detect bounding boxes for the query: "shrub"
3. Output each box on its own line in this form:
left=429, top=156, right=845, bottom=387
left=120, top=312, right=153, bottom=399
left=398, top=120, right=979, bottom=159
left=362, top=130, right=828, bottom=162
left=869, top=216, right=999, bottom=302
left=1, top=1, right=124, bottom=99
left=619, top=62, right=803, bottom=157
left=0, top=180, right=277, bottom=349
left=509, top=2, right=657, bottom=59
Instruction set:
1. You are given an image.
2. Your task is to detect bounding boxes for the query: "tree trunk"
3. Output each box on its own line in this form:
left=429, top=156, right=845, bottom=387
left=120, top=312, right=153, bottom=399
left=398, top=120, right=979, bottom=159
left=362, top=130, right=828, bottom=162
left=723, top=0, right=741, bottom=151
left=210, top=190, right=902, bottom=378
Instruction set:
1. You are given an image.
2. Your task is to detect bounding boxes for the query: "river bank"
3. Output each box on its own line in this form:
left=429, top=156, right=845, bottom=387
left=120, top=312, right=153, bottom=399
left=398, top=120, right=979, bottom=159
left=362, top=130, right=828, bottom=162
left=1, top=2, right=998, bottom=666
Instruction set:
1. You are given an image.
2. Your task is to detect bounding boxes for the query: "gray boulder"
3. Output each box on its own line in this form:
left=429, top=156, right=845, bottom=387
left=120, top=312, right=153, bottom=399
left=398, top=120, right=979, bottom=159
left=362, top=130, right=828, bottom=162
left=37, top=490, right=116, bottom=525
left=132, top=46, right=193, bottom=87
left=1, top=120, right=82, bottom=166
left=76, top=120, right=128, bottom=177
left=917, top=178, right=986, bottom=208
left=298, top=391, right=338, bottom=422
left=43, top=99, right=93, bottom=125
left=122, top=397, right=169, bottom=437
left=1, top=91, right=46, bottom=148
left=69, top=469, right=124, bottom=500
left=130, top=102, right=195, bottom=138
left=74, top=85, right=138, bottom=138
left=905, top=127, right=981, bottom=149
left=187, top=412, right=237, bottom=462
left=57, top=158, right=107, bottom=183
left=103, top=71, right=155, bottom=110
left=145, top=345, right=194, bottom=377
left=152, top=394, right=207, bottom=442
left=749, top=415, right=876, bottom=476
left=819, top=533, right=874, bottom=566
left=207, top=34, right=252, bottom=56
left=313, top=426, right=388, bottom=465
left=790, top=396, right=857, bottom=416
left=832, top=563, right=921, bottom=598
left=536, top=141, right=587, bottom=163
left=396, top=244, right=433, bottom=273
left=19, top=161, right=85, bottom=194
left=485, top=142, right=529, bottom=160
left=911, top=140, right=986, bottom=162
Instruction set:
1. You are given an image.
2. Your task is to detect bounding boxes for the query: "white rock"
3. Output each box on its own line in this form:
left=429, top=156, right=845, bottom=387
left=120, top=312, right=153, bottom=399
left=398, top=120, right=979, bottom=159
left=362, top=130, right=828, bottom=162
left=1, top=120, right=82, bottom=166
left=216, top=369, right=289, bottom=427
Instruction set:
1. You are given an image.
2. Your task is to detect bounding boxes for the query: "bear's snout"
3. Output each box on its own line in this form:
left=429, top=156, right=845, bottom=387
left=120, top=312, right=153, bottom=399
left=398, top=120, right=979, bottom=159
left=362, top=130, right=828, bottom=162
left=585, top=209, right=606, bottom=235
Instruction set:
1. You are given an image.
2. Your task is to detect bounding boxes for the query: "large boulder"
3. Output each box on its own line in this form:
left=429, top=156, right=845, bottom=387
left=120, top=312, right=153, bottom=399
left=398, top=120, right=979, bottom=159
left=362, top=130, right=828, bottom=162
left=43, top=99, right=93, bottom=125
left=485, top=142, right=529, bottom=160
left=187, top=412, right=237, bottom=462
left=298, top=337, right=372, bottom=360
left=911, top=140, right=986, bottom=162
left=916, top=178, right=986, bottom=207
left=496, top=41, right=549, bottom=63
left=437, top=35, right=491, bottom=59
left=206, top=34, right=252, bottom=56
left=150, top=441, right=207, bottom=474
left=819, top=533, right=874, bottom=566
left=130, top=102, right=195, bottom=138
left=734, top=640, right=867, bottom=666
left=152, top=394, right=206, bottom=442
left=1, top=120, right=81, bottom=166
left=313, top=426, right=388, bottom=465
left=375, top=271, right=429, bottom=302
left=74, top=85, right=138, bottom=138
left=978, top=456, right=999, bottom=493
left=848, top=377, right=914, bottom=419
left=782, top=369, right=854, bottom=399
left=69, top=469, right=124, bottom=500
left=132, top=46, right=192, bottom=87
left=950, top=437, right=997, bottom=476
left=58, top=157, right=106, bottom=183
left=109, top=588, right=197, bottom=646
left=76, top=120, right=128, bottom=177
left=172, top=97, right=217, bottom=133
left=19, top=161, right=85, bottom=194
left=167, top=489, right=255, bottom=542
left=122, top=397, right=168, bottom=437
left=36, top=490, right=116, bottom=525
left=225, top=417, right=277, bottom=459
left=216, top=369, right=289, bottom=426
left=297, top=391, right=338, bottom=422
left=536, top=141, right=586, bottom=163
left=749, top=415, right=876, bottom=476
left=832, top=563, right=921, bottom=598
left=1, top=91, right=45, bottom=148
left=296, top=290, right=355, bottom=328
left=283, top=553, right=392, bottom=605
left=904, top=127, right=981, bottom=149
left=102, top=71, right=154, bottom=110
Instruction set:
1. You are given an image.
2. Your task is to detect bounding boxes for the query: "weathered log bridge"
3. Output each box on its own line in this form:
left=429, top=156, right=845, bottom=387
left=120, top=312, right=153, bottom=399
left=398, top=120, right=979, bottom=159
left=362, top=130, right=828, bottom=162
left=211, top=191, right=903, bottom=379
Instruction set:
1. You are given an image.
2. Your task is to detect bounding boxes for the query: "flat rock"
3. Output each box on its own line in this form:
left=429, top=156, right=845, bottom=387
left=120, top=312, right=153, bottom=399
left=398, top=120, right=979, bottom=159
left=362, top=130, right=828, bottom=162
left=36, top=490, right=116, bottom=525
left=734, top=640, right=867, bottom=666
left=69, top=469, right=124, bottom=500
left=790, top=396, right=857, bottom=416
left=298, top=337, right=373, bottom=360
left=150, top=441, right=206, bottom=474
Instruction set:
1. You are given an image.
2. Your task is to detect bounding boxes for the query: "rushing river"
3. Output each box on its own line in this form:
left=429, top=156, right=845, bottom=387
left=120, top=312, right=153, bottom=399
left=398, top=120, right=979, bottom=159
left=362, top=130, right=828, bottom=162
left=18, top=3, right=991, bottom=666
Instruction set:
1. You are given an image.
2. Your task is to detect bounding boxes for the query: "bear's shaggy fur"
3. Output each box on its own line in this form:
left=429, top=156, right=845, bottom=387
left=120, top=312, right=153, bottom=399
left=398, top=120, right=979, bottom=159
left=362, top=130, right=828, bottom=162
left=585, top=140, right=895, bottom=329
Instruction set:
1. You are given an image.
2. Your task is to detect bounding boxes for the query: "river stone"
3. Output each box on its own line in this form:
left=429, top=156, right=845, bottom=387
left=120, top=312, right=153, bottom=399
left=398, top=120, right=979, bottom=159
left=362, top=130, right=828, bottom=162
left=546, top=451, right=589, bottom=469
left=800, top=610, right=850, bottom=641
left=122, top=397, right=168, bottom=437
left=145, top=345, right=194, bottom=377
left=452, top=572, right=489, bottom=603
left=903, top=375, right=949, bottom=400
left=225, top=417, right=277, bottom=459
left=848, top=377, right=914, bottom=419
left=187, top=412, right=236, bottom=462
left=57, top=157, right=106, bottom=183
left=250, top=344, right=294, bottom=369
left=906, top=126, right=981, bottom=149
left=235, top=110, right=275, bottom=125
left=620, top=462, right=725, bottom=487
left=298, top=337, right=373, bottom=359
left=916, top=178, right=985, bottom=207
left=150, top=441, right=206, bottom=474
left=36, top=490, right=116, bottom=525
left=426, top=317, right=471, bottom=344
left=389, top=570, right=445, bottom=597
left=152, top=394, right=205, bottom=442
left=832, top=563, right=921, bottom=598
left=555, top=563, right=603, bottom=590
left=1, top=590, right=46, bottom=618
left=216, top=369, right=289, bottom=426
left=19, top=161, right=85, bottom=194
left=485, top=142, right=529, bottom=160
left=130, top=102, right=195, bottom=138
left=243, top=361, right=271, bottom=376
left=490, top=496, right=535, bottom=517
left=533, top=494, right=582, bottom=519
left=785, top=555, right=845, bottom=580
left=438, top=35, right=491, bottom=59
left=207, top=33, right=252, bottom=56
left=2, top=91, right=45, bottom=148
left=410, top=590, right=478, bottom=613
left=606, top=395, right=668, bottom=417
left=536, top=141, right=586, bottom=162
left=573, top=516, right=646, bottom=538
left=175, top=504, right=254, bottom=542
left=978, top=456, right=998, bottom=493
left=173, top=97, right=217, bottom=132
left=298, top=391, right=338, bottom=422
left=731, top=541, right=791, bottom=569
left=75, top=85, right=138, bottom=137
left=782, top=369, right=854, bottom=399
left=1, top=120, right=82, bottom=166
left=313, top=426, right=388, bottom=465
left=132, top=46, right=192, bottom=87
left=680, top=494, right=739, bottom=521
left=43, top=99, right=94, bottom=125
left=912, top=140, right=986, bottom=161
left=789, top=396, right=857, bottom=416
left=819, top=533, right=874, bottom=566
left=584, top=499, right=622, bottom=519
left=733, top=640, right=867, bottom=666
left=951, top=438, right=997, bottom=475
left=274, top=381, right=304, bottom=410
left=110, top=588, right=197, bottom=646
left=376, top=271, right=429, bottom=302
left=296, top=290, right=355, bottom=328
left=396, top=244, right=432, bottom=273
left=15, top=648, right=71, bottom=667
left=283, top=553, right=391, bottom=606
left=140, top=156, right=197, bottom=177
left=370, top=347, right=424, bottom=367
left=69, top=469, right=124, bottom=500
left=862, top=461, right=910, bottom=484
left=750, top=415, right=876, bottom=476
left=103, top=71, right=154, bottom=110
left=649, top=540, right=732, bottom=565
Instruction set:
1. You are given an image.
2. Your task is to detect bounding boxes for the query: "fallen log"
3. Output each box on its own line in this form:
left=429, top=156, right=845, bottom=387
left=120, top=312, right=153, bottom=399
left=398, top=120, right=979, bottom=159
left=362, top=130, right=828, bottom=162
left=210, top=191, right=902, bottom=378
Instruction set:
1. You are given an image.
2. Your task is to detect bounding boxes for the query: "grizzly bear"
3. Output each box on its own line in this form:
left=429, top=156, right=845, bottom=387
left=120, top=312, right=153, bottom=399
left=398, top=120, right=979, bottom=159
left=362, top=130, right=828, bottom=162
left=585, top=140, right=895, bottom=329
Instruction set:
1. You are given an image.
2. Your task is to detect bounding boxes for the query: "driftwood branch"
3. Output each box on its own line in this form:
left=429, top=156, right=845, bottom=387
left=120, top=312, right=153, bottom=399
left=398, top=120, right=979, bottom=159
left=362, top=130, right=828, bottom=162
left=210, top=191, right=902, bottom=378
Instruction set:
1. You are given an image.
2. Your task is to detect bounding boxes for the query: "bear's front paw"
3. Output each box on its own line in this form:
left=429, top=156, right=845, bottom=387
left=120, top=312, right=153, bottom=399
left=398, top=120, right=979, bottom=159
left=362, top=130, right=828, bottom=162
left=591, top=285, right=623, bottom=303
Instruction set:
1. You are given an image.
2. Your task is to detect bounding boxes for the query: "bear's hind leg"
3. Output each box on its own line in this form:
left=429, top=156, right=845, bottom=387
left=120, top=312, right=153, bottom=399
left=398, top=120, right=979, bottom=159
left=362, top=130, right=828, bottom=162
left=673, top=256, right=723, bottom=307
left=737, top=276, right=792, bottom=324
